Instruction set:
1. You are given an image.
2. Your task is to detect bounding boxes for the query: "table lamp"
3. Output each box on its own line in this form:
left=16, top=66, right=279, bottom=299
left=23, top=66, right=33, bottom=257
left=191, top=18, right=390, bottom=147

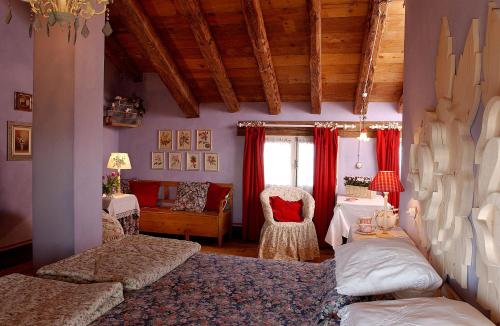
left=368, top=171, right=405, bottom=230
left=107, top=153, right=131, bottom=194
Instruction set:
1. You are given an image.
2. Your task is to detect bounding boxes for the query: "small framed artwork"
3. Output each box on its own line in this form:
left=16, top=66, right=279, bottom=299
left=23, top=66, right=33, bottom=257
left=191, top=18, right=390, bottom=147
left=151, top=152, right=165, bottom=169
left=205, top=153, right=219, bottom=172
left=168, top=152, right=182, bottom=170
left=14, top=92, right=33, bottom=112
left=196, top=129, right=212, bottom=150
left=158, top=130, right=173, bottom=150
left=177, top=130, right=192, bottom=150
left=7, top=121, right=32, bottom=161
left=186, top=152, right=200, bottom=170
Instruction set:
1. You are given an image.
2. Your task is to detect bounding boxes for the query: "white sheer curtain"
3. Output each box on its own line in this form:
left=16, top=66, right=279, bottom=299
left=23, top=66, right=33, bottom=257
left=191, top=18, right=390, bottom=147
left=264, top=136, right=294, bottom=187
left=263, top=136, right=314, bottom=193
left=297, top=137, right=314, bottom=193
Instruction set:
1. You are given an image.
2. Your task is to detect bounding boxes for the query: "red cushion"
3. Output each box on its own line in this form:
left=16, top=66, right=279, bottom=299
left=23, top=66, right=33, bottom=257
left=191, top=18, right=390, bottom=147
left=205, top=183, right=230, bottom=211
left=129, top=181, right=160, bottom=208
left=269, top=196, right=304, bottom=222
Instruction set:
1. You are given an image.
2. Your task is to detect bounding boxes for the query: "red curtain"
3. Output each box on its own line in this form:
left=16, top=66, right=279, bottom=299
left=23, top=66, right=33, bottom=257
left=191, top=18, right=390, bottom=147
left=313, top=128, right=339, bottom=247
left=376, top=129, right=401, bottom=208
left=242, top=127, right=266, bottom=241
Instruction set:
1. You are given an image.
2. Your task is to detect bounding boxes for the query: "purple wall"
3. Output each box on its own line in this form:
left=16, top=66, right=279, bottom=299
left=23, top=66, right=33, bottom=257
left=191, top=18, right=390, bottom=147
left=120, top=73, right=401, bottom=224
left=0, top=1, right=33, bottom=249
left=402, top=0, right=490, bottom=304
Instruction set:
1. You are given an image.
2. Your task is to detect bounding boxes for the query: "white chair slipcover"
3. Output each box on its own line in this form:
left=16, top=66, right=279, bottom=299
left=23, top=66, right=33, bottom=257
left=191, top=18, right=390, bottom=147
left=258, top=187, right=320, bottom=261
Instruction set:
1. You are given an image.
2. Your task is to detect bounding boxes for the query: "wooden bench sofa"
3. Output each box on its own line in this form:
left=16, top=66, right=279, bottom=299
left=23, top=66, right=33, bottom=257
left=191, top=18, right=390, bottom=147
left=137, top=181, right=233, bottom=247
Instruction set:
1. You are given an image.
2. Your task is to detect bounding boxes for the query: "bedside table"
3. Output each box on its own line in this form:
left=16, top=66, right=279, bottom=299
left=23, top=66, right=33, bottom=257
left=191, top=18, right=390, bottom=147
left=348, top=226, right=413, bottom=244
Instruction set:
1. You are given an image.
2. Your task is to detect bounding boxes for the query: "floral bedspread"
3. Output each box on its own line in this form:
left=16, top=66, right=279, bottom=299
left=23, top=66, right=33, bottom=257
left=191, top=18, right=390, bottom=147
left=93, top=253, right=367, bottom=325
left=37, top=235, right=201, bottom=290
left=0, top=273, right=123, bottom=326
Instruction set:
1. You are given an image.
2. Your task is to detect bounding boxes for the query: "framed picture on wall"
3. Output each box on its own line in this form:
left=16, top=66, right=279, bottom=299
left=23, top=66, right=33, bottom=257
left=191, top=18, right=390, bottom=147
left=168, top=152, right=182, bottom=170
left=7, top=121, right=32, bottom=161
left=14, top=92, right=32, bottom=112
left=158, top=130, right=173, bottom=150
left=186, top=152, right=200, bottom=170
left=196, top=129, right=212, bottom=150
left=151, top=152, right=165, bottom=169
left=177, top=130, right=192, bottom=150
left=204, top=153, right=219, bottom=172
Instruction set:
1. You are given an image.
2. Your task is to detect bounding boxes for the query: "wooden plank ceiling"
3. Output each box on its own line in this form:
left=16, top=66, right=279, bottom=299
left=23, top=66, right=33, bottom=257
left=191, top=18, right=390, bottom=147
left=107, top=0, right=404, bottom=117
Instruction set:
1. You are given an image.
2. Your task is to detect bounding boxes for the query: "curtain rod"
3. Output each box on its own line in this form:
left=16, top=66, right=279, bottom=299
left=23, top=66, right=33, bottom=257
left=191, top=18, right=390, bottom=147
left=237, top=121, right=357, bottom=129
left=237, top=121, right=402, bottom=130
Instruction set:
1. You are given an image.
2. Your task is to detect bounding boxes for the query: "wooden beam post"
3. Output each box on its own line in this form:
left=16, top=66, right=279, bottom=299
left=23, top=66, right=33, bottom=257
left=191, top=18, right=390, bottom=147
left=309, top=0, right=322, bottom=114
left=241, top=0, right=281, bottom=115
left=114, top=0, right=199, bottom=118
left=397, top=94, right=403, bottom=113
left=105, top=35, right=143, bottom=83
left=175, top=0, right=239, bottom=113
left=353, top=0, right=389, bottom=115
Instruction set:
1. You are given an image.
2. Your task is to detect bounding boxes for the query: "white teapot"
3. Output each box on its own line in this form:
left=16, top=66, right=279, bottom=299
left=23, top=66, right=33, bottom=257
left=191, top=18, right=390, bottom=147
left=374, top=209, right=398, bottom=230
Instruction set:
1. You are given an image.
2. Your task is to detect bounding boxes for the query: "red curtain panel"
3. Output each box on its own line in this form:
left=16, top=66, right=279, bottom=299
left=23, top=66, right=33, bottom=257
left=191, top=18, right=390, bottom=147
left=376, top=129, right=401, bottom=208
left=313, top=127, right=339, bottom=247
left=242, top=127, right=266, bottom=241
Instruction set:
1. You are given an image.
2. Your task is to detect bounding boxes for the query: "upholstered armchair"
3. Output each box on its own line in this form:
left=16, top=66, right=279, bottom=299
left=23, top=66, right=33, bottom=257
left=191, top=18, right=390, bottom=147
left=258, top=187, right=320, bottom=261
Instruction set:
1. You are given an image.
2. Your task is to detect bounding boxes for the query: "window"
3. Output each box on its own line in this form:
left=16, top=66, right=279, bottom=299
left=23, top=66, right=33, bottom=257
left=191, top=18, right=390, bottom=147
left=263, top=136, right=314, bottom=193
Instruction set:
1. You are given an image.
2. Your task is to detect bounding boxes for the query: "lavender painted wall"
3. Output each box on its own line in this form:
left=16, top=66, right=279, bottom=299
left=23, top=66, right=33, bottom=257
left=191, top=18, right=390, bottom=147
left=120, top=73, right=401, bottom=224
left=102, top=59, right=143, bottom=173
left=0, top=1, right=33, bottom=249
left=402, top=0, right=492, bottom=304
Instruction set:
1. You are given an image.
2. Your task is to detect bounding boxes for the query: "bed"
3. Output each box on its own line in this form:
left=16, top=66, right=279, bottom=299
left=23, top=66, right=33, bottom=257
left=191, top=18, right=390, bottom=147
left=0, top=274, right=123, bottom=326
left=91, top=253, right=367, bottom=325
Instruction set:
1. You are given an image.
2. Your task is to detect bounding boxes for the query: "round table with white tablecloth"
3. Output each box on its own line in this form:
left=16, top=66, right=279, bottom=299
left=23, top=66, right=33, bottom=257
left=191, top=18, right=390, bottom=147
left=324, top=195, right=388, bottom=248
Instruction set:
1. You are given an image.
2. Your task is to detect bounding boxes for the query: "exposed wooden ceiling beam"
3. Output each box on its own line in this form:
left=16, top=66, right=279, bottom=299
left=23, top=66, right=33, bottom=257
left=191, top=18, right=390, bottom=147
left=309, top=0, right=322, bottom=114
left=241, top=0, right=281, bottom=115
left=114, top=0, right=199, bottom=118
left=353, top=0, right=389, bottom=115
left=105, top=35, right=143, bottom=83
left=398, top=94, right=403, bottom=113
left=175, top=0, right=239, bottom=113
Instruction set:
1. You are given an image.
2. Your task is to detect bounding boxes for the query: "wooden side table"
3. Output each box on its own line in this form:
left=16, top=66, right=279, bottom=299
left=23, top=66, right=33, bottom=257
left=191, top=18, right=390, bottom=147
left=348, top=226, right=413, bottom=244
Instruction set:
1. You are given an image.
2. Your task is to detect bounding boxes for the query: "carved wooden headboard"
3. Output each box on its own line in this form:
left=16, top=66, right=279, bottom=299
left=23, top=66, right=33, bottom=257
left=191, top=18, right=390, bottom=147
left=408, top=2, right=500, bottom=322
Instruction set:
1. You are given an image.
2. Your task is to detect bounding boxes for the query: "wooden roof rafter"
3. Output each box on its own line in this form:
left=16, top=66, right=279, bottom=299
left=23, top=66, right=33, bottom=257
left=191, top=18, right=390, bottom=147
left=105, top=35, right=143, bottom=83
left=354, top=0, right=390, bottom=115
left=309, top=0, right=322, bottom=114
left=113, top=0, right=200, bottom=118
left=175, top=0, right=240, bottom=113
left=241, top=0, right=281, bottom=115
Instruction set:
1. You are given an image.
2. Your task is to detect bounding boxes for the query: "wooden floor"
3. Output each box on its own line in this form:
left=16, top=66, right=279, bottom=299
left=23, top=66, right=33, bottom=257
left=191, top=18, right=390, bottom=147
left=0, top=237, right=335, bottom=277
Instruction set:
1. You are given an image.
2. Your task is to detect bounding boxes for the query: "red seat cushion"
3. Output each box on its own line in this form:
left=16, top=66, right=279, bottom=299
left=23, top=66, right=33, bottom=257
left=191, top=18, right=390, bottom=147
left=129, top=181, right=160, bottom=208
left=205, top=183, right=231, bottom=211
left=269, top=196, right=304, bottom=222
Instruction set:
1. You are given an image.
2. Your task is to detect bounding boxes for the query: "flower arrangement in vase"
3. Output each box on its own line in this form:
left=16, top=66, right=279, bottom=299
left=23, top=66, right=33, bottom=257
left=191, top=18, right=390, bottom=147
left=102, top=172, right=120, bottom=196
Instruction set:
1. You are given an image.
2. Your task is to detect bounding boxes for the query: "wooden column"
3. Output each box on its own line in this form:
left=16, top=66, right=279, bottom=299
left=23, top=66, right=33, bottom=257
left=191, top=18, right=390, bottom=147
left=353, top=0, right=389, bottom=114
left=241, top=0, right=281, bottom=115
left=105, top=36, right=143, bottom=82
left=175, top=0, right=239, bottom=112
left=115, top=0, right=199, bottom=118
left=309, top=0, right=322, bottom=114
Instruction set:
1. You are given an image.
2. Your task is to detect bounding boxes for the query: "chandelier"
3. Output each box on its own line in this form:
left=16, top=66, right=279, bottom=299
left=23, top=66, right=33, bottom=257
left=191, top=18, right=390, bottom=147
left=5, top=0, right=113, bottom=43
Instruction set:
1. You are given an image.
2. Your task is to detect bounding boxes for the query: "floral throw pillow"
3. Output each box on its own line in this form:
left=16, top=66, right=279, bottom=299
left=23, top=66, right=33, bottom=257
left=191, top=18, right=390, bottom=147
left=173, top=182, right=210, bottom=213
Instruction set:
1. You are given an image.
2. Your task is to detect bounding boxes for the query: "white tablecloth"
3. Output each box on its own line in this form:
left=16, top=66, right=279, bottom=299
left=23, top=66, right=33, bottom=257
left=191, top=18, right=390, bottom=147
left=102, top=194, right=140, bottom=219
left=325, top=195, right=386, bottom=248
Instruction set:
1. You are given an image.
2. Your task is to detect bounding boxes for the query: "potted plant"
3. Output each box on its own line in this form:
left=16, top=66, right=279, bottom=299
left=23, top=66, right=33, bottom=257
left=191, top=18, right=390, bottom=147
left=102, top=172, right=120, bottom=197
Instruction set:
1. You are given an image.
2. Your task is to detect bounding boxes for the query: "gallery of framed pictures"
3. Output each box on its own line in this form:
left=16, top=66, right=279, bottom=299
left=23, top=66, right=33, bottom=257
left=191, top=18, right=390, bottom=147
left=7, top=121, right=32, bottom=161
left=154, top=129, right=218, bottom=171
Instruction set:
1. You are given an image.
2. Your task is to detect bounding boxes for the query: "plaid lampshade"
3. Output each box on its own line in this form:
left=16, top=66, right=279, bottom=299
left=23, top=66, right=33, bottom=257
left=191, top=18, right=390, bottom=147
left=368, top=171, right=405, bottom=193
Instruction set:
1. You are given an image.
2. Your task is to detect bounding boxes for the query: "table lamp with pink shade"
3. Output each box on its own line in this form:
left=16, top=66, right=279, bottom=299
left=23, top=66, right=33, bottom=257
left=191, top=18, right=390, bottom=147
left=107, top=153, right=131, bottom=194
left=368, top=171, right=405, bottom=230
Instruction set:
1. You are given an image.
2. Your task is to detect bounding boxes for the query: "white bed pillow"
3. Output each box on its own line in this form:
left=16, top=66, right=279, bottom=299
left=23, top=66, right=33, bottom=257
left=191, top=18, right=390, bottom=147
left=338, top=297, right=494, bottom=326
left=335, top=238, right=442, bottom=297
